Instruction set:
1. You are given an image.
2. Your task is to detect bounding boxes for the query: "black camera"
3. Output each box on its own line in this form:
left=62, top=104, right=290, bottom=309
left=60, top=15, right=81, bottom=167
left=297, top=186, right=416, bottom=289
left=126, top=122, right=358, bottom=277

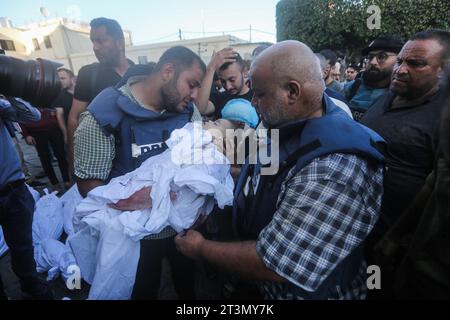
left=0, top=55, right=62, bottom=108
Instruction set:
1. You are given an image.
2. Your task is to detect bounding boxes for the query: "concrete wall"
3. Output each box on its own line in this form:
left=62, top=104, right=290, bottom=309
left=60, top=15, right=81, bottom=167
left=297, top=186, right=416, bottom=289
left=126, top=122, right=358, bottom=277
left=2, top=22, right=270, bottom=75
left=68, top=35, right=266, bottom=73
left=0, top=28, right=29, bottom=57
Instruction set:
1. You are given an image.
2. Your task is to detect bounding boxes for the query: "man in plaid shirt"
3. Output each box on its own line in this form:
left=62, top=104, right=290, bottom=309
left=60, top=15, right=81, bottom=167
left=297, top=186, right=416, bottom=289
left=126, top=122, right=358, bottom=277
left=176, top=41, right=385, bottom=300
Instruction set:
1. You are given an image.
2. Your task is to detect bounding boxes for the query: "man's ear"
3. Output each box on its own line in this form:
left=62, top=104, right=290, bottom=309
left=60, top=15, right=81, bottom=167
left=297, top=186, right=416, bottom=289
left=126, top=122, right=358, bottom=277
left=286, top=81, right=301, bottom=102
left=161, top=63, right=176, bottom=82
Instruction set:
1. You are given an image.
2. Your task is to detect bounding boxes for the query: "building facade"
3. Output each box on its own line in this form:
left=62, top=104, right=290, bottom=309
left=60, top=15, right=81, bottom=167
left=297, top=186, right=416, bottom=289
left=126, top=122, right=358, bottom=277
left=1, top=17, right=270, bottom=74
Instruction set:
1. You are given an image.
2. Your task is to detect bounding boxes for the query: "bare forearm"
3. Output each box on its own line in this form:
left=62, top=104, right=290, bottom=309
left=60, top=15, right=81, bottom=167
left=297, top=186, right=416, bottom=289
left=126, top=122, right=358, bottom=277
left=66, top=119, right=76, bottom=175
left=196, top=67, right=216, bottom=114
left=195, top=48, right=237, bottom=114
left=56, top=110, right=67, bottom=139
left=200, top=240, right=285, bottom=283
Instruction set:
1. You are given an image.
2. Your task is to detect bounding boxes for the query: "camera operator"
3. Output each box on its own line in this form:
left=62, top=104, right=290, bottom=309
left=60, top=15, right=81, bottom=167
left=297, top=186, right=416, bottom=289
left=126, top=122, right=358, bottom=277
left=0, top=96, right=53, bottom=300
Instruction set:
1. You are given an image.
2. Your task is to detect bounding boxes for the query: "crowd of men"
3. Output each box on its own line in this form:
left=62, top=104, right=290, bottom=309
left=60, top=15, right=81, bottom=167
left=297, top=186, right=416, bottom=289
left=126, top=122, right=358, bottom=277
left=0, top=16, right=449, bottom=300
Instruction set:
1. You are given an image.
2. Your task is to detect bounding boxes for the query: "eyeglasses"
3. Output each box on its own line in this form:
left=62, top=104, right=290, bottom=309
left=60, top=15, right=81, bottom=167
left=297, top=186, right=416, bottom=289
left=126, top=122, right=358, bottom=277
left=367, top=52, right=397, bottom=63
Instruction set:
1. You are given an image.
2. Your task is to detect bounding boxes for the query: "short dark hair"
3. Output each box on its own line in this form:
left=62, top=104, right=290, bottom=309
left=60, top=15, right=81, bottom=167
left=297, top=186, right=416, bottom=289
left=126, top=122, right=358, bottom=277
left=153, top=46, right=206, bottom=74
left=347, top=63, right=360, bottom=71
left=90, top=17, right=125, bottom=41
left=410, top=29, right=450, bottom=64
left=219, top=53, right=244, bottom=72
left=319, top=49, right=337, bottom=66
left=57, top=67, right=75, bottom=78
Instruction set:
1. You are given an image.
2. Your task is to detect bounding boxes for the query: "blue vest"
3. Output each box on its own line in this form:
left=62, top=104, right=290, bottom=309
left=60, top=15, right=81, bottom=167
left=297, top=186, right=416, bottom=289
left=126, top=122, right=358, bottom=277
left=233, top=95, right=386, bottom=298
left=348, top=81, right=388, bottom=121
left=89, top=87, right=192, bottom=180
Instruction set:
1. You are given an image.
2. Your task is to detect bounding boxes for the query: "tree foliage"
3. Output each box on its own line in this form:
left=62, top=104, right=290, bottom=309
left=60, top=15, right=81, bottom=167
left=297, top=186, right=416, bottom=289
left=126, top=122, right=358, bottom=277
left=276, top=0, right=450, bottom=56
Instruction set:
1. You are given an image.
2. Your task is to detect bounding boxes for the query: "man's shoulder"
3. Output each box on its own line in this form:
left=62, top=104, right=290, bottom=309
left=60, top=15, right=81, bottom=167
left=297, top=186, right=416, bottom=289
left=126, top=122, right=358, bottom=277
left=294, top=153, right=381, bottom=185
left=53, top=89, right=73, bottom=105
left=87, top=87, right=123, bottom=116
left=76, top=111, right=101, bottom=135
left=79, top=110, right=95, bottom=123
left=77, top=62, right=101, bottom=75
left=89, top=87, right=122, bottom=106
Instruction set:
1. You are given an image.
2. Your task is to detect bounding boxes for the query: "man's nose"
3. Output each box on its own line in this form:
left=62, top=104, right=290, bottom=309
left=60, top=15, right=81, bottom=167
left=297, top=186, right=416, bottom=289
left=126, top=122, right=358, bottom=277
left=369, top=57, right=379, bottom=67
left=225, top=82, right=234, bottom=91
left=190, top=88, right=198, bottom=101
left=93, top=42, right=100, bottom=52
left=395, top=62, right=408, bottom=75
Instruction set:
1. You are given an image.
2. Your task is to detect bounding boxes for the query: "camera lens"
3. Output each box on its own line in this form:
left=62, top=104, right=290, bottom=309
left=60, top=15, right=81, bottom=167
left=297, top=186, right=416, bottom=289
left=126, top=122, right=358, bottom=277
left=0, top=55, right=62, bottom=108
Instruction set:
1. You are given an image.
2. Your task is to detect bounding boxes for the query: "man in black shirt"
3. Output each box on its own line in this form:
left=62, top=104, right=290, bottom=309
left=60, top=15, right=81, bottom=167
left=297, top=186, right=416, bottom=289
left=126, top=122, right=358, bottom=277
left=361, top=29, right=450, bottom=246
left=196, top=48, right=253, bottom=119
left=67, top=17, right=134, bottom=173
left=52, top=67, right=75, bottom=144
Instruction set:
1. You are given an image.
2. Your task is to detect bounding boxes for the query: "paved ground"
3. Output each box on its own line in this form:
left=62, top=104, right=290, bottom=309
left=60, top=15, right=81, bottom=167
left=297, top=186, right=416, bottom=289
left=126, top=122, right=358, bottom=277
left=0, top=250, right=225, bottom=300
left=17, top=134, right=64, bottom=193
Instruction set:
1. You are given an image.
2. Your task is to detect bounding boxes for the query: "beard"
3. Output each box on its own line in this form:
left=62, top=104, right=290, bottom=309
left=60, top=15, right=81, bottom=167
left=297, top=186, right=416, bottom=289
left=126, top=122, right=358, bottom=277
left=260, top=98, right=288, bottom=128
left=363, top=66, right=392, bottom=86
left=233, top=76, right=244, bottom=95
left=161, top=77, right=182, bottom=112
left=98, top=49, right=121, bottom=67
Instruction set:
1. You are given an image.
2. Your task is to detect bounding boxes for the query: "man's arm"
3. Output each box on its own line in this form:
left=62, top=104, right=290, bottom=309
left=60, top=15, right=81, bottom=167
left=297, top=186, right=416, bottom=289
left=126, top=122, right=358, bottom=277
left=195, top=48, right=237, bottom=115
left=67, top=98, right=89, bottom=174
left=204, top=101, right=215, bottom=116
left=68, top=65, right=93, bottom=174
left=73, top=111, right=113, bottom=197
left=73, top=111, right=154, bottom=207
left=175, top=231, right=285, bottom=283
left=55, top=107, right=67, bottom=144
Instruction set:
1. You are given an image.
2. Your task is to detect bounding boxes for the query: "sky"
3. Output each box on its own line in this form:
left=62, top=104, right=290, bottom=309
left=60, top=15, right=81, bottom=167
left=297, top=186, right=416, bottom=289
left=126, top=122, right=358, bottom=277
left=1, top=0, right=280, bottom=44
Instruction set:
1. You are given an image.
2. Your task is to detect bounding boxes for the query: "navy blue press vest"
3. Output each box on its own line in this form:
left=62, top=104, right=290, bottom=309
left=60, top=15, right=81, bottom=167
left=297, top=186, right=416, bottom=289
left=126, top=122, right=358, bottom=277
left=89, top=87, right=192, bottom=180
left=233, top=95, right=386, bottom=298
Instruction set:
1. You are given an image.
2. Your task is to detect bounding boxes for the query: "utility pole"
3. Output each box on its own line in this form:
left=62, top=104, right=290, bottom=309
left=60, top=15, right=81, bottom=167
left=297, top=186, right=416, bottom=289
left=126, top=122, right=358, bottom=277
left=179, top=29, right=182, bottom=41
left=201, top=9, right=205, bottom=38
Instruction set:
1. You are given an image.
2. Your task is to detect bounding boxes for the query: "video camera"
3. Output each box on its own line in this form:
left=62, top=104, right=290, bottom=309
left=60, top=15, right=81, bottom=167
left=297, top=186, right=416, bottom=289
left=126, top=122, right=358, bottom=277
left=0, top=54, right=62, bottom=108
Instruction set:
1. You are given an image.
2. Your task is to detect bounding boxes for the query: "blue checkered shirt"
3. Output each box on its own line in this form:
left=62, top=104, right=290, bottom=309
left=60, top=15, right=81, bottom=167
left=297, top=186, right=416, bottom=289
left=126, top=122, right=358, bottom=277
left=256, top=153, right=384, bottom=300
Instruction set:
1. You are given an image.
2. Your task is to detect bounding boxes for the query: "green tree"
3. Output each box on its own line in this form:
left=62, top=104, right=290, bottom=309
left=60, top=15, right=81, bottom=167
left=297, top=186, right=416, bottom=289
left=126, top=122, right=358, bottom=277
left=277, top=0, right=450, bottom=57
